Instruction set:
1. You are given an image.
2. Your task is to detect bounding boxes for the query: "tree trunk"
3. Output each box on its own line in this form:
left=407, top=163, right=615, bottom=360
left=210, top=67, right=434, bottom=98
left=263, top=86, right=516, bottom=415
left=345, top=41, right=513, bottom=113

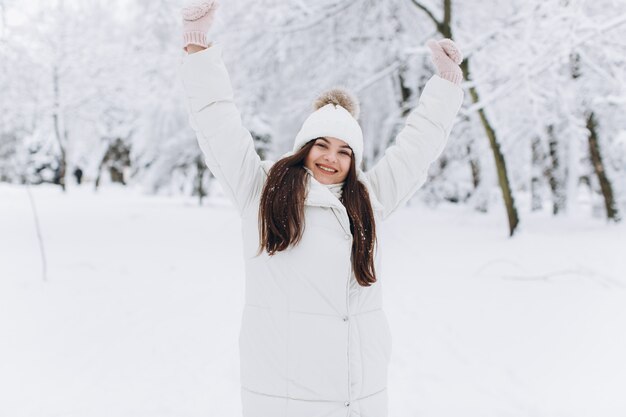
left=465, top=76, right=519, bottom=235
left=194, top=154, right=208, bottom=205
left=586, top=112, right=620, bottom=222
left=95, top=138, right=131, bottom=190
left=469, top=156, right=480, bottom=189
left=94, top=156, right=105, bottom=191
left=530, top=137, right=543, bottom=211
left=410, top=0, right=520, bottom=236
left=52, top=65, right=67, bottom=192
left=545, top=125, right=567, bottom=215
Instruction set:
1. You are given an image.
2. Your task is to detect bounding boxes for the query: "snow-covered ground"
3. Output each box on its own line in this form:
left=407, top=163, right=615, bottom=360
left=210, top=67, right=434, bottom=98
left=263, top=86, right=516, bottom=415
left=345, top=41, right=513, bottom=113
left=1, top=183, right=625, bottom=417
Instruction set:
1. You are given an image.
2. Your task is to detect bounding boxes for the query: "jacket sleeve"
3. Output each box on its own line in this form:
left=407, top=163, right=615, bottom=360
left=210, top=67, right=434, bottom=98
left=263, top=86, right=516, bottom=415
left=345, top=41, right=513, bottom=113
left=179, top=44, right=263, bottom=215
left=365, top=75, right=464, bottom=219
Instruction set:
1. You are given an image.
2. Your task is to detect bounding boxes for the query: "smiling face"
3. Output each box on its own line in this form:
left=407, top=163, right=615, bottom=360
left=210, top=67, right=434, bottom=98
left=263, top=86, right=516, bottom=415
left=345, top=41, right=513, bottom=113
left=303, top=137, right=353, bottom=184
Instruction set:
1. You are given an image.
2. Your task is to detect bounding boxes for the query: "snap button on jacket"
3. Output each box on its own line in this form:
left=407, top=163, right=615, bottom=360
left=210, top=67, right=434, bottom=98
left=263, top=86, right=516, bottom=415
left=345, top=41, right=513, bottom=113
left=180, top=44, right=463, bottom=417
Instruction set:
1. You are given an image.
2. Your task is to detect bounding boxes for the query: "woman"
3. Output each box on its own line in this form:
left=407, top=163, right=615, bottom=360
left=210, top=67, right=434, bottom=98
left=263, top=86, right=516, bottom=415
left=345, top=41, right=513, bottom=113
left=180, top=2, right=464, bottom=416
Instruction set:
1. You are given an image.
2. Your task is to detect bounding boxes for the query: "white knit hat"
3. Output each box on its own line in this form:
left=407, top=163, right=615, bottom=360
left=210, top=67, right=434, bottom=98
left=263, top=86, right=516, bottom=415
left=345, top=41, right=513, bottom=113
left=292, top=87, right=364, bottom=167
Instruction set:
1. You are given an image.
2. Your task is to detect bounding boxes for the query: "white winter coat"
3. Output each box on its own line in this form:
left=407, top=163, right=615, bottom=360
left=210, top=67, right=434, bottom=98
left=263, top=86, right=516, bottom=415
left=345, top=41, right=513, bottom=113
left=180, top=45, right=463, bottom=417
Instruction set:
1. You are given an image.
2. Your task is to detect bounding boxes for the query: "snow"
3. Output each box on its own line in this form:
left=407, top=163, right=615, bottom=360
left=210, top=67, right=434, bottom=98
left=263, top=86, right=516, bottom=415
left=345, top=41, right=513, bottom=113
left=1, top=183, right=625, bottom=417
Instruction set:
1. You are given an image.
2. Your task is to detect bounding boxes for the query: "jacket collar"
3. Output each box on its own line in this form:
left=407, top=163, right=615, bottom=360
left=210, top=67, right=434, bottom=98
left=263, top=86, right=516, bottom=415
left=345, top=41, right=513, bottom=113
left=260, top=160, right=384, bottom=213
left=305, top=177, right=344, bottom=210
left=304, top=168, right=384, bottom=215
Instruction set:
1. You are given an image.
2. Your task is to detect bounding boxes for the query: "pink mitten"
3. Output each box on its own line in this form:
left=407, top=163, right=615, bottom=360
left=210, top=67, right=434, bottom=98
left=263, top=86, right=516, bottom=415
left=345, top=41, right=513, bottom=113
left=181, top=1, right=220, bottom=52
left=426, top=38, right=464, bottom=85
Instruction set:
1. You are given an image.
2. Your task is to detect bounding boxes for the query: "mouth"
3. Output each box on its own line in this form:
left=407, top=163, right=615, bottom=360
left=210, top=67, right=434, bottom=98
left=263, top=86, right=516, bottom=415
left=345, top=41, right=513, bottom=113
left=316, top=164, right=338, bottom=175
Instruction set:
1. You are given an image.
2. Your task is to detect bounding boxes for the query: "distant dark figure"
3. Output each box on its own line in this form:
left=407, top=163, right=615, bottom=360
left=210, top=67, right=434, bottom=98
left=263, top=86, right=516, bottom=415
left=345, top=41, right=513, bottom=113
left=73, top=167, right=83, bottom=185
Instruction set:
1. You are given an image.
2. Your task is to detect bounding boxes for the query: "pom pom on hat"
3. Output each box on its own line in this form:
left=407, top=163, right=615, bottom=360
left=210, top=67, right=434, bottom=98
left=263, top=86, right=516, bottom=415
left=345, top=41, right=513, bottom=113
left=293, top=86, right=364, bottom=168
left=313, top=87, right=360, bottom=120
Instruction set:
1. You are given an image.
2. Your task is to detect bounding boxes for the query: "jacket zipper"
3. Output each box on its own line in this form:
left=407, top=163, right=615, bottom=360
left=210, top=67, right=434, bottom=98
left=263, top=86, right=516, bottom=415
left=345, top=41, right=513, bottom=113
left=307, top=201, right=354, bottom=407
left=331, top=206, right=353, bottom=410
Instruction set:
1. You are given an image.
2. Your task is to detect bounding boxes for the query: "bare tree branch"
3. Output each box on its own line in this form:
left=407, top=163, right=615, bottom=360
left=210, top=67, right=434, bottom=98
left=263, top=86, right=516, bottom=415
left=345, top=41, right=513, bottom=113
left=270, top=0, right=357, bottom=34
left=461, top=12, right=626, bottom=116
left=25, top=185, right=48, bottom=283
left=408, top=0, right=443, bottom=31
left=355, top=60, right=402, bottom=94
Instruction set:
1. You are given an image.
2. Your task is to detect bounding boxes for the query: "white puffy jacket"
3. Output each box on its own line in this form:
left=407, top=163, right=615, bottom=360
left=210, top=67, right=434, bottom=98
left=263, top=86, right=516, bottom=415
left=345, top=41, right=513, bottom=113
left=180, top=45, right=463, bottom=417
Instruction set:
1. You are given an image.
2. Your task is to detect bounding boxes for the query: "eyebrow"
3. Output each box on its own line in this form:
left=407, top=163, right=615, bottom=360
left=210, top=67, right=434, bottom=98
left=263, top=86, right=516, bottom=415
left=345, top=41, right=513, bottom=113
left=317, top=137, right=352, bottom=150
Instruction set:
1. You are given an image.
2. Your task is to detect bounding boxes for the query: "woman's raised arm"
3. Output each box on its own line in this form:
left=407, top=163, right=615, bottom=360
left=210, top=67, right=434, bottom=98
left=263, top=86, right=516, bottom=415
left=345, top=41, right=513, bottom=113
left=179, top=1, right=264, bottom=214
left=365, top=39, right=465, bottom=220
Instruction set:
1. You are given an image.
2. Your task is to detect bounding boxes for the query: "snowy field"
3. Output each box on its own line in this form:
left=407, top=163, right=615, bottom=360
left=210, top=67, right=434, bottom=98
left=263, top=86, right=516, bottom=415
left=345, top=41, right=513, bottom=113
left=1, top=183, right=625, bottom=417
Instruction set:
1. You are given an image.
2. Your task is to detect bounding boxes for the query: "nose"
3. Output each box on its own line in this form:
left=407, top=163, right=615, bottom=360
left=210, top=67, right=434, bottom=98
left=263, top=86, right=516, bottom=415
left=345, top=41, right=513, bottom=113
left=323, top=151, right=338, bottom=163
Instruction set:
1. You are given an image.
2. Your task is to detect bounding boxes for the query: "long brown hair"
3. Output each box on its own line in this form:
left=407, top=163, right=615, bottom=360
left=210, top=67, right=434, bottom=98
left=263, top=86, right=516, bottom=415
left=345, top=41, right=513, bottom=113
left=258, top=139, right=377, bottom=287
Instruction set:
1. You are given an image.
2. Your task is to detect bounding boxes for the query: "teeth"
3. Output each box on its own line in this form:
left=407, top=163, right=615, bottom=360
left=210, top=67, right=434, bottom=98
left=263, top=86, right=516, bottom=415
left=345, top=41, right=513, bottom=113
left=318, top=165, right=336, bottom=173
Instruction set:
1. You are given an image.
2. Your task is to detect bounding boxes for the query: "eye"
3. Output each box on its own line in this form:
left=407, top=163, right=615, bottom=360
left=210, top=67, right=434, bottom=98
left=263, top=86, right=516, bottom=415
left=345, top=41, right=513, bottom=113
left=340, top=150, right=352, bottom=156
left=315, top=142, right=327, bottom=148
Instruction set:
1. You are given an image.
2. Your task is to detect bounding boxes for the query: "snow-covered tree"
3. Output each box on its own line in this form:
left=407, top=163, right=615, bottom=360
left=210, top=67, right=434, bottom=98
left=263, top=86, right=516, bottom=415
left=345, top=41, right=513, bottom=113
left=1, top=0, right=624, bottom=228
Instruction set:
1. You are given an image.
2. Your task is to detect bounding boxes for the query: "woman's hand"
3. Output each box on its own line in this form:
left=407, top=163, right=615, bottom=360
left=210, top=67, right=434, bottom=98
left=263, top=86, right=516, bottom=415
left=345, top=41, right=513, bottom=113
left=182, top=0, right=220, bottom=53
left=426, top=39, right=464, bottom=85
